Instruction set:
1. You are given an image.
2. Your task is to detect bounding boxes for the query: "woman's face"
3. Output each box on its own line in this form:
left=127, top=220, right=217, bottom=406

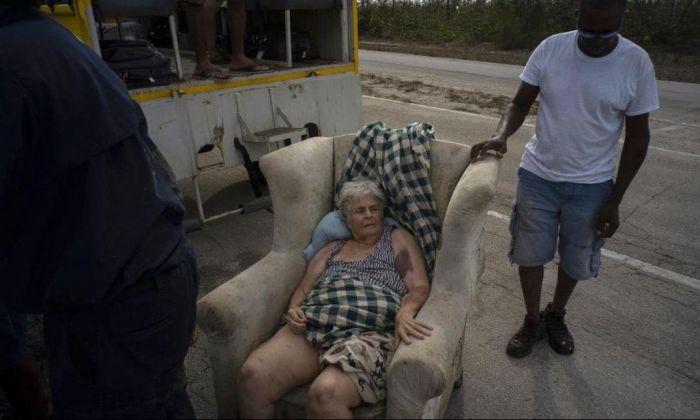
left=347, top=194, right=384, bottom=240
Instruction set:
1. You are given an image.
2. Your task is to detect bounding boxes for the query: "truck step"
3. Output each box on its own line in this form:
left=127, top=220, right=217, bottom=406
left=247, top=127, right=307, bottom=144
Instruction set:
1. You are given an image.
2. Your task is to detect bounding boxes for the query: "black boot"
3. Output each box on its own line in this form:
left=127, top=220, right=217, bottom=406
left=506, top=314, right=545, bottom=358
left=542, top=303, right=575, bottom=355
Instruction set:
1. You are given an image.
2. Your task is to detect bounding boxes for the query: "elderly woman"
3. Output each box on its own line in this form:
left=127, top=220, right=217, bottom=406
left=238, top=179, right=433, bottom=418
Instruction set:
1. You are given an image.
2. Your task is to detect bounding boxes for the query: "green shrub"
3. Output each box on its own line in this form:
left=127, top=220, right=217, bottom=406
left=358, top=0, right=700, bottom=55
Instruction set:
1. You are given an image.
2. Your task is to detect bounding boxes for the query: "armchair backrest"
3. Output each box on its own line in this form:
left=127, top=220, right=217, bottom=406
left=332, top=134, right=471, bottom=224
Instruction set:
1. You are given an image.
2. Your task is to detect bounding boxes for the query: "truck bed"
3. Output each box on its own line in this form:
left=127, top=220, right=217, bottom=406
left=127, top=49, right=352, bottom=96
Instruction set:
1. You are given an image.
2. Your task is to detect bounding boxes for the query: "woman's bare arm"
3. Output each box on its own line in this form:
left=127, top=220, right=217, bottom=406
left=288, top=242, right=334, bottom=309
left=286, top=242, right=335, bottom=334
left=392, top=228, right=433, bottom=344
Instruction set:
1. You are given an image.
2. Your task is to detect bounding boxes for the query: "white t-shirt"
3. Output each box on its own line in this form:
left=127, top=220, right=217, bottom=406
left=519, top=30, right=660, bottom=183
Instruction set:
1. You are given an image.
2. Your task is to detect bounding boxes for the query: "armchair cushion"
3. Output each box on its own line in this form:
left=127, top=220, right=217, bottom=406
left=302, top=210, right=399, bottom=262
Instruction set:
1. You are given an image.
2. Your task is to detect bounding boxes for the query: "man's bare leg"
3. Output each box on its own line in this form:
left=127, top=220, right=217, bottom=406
left=227, top=0, right=267, bottom=70
left=519, top=265, right=544, bottom=321
left=506, top=265, right=546, bottom=357
left=306, top=365, right=362, bottom=419
left=238, top=325, right=320, bottom=418
left=543, top=266, right=577, bottom=354
left=551, top=266, right=577, bottom=312
left=185, top=0, right=228, bottom=77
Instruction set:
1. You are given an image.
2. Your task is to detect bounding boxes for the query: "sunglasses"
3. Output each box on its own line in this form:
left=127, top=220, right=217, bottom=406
left=577, top=18, right=620, bottom=40
left=578, top=28, right=618, bottom=40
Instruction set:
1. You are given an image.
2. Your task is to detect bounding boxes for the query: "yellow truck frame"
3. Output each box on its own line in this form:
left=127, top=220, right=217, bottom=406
left=44, top=0, right=362, bottom=223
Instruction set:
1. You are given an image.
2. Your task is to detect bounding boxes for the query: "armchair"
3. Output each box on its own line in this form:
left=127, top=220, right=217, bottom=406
left=197, top=134, right=500, bottom=418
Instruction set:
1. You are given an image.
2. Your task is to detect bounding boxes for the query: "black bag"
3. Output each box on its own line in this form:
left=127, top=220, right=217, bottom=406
left=245, top=24, right=316, bottom=62
left=100, top=39, right=176, bottom=89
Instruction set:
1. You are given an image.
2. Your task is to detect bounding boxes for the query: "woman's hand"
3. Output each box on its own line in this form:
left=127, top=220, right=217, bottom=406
left=286, top=307, right=308, bottom=335
left=395, top=309, right=433, bottom=345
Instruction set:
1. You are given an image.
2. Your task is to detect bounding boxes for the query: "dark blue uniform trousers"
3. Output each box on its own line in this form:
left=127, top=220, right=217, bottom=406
left=44, top=254, right=198, bottom=418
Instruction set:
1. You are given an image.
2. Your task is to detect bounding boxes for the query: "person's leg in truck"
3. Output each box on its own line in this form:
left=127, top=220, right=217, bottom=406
left=183, top=0, right=229, bottom=79
left=227, top=0, right=269, bottom=72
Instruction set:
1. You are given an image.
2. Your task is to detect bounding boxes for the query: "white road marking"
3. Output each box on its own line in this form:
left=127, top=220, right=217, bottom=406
left=652, top=116, right=700, bottom=130
left=363, top=94, right=510, bottom=123
left=651, top=123, right=688, bottom=135
left=363, top=95, right=700, bottom=159
left=486, top=210, right=700, bottom=292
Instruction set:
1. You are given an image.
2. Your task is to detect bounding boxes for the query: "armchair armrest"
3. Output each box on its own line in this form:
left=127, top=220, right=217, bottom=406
left=387, top=155, right=500, bottom=418
left=197, top=251, right=306, bottom=418
left=433, top=155, right=501, bottom=297
left=386, top=291, right=469, bottom=419
left=197, top=136, right=335, bottom=418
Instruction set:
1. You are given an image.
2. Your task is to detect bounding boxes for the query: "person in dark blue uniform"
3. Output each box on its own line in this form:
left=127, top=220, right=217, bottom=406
left=0, top=1, right=198, bottom=417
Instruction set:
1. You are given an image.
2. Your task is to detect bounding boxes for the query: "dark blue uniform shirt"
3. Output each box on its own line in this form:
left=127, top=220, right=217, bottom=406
left=0, top=6, right=187, bottom=312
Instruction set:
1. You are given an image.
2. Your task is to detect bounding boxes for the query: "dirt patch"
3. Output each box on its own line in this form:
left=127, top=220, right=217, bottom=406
left=361, top=72, right=538, bottom=117
left=361, top=39, right=700, bottom=84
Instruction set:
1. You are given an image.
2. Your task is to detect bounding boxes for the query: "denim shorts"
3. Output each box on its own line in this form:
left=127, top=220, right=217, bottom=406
left=509, top=168, right=613, bottom=280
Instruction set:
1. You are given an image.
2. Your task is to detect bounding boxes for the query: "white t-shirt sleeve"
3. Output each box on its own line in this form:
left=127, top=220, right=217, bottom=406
left=520, top=39, right=545, bottom=86
left=626, top=56, right=660, bottom=116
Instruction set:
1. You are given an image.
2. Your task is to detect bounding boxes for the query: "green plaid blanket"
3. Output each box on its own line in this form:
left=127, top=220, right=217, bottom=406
left=300, top=274, right=401, bottom=351
left=335, top=121, right=441, bottom=273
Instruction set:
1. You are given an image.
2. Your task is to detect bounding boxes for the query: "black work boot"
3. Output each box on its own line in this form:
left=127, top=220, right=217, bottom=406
left=506, top=314, right=545, bottom=358
left=542, top=303, right=575, bottom=355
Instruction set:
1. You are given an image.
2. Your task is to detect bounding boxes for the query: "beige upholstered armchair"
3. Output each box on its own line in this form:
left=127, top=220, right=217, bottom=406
left=197, top=134, right=500, bottom=418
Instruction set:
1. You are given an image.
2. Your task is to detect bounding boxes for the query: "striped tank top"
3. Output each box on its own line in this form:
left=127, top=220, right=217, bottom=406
left=324, top=225, right=408, bottom=297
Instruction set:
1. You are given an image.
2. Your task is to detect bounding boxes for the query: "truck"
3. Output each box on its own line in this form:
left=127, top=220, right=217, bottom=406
left=42, top=0, right=362, bottom=224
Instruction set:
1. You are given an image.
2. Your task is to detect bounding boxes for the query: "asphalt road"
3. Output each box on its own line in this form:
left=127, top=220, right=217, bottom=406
left=175, top=86, right=700, bottom=417
left=3, top=51, right=698, bottom=419
left=357, top=50, right=700, bottom=416
left=360, top=49, right=700, bottom=281
left=360, top=49, right=700, bottom=130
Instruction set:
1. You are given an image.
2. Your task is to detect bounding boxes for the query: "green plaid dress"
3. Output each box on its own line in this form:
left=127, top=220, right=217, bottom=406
left=300, top=274, right=401, bottom=402
left=335, top=121, right=441, bottom=273
left=301, top=275, right=401, bottom=350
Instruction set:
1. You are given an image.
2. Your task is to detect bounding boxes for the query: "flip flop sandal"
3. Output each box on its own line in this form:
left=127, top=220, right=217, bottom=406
left=229, top=64, right=272, bottom=73
left=192, top=68, right=230, bottom=80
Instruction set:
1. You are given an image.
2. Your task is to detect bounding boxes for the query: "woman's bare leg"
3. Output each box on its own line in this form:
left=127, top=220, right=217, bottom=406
left=306, top=365, right=362, bottom=419
left=238, top=325, right=320, bottom=418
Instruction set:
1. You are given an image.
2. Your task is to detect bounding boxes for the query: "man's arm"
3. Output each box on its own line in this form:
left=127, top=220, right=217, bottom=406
left=596, top=113, right=651, bottom=238
left=393, top=228, right=433, bottom=345
left=470, top=81, right=540, bottom=161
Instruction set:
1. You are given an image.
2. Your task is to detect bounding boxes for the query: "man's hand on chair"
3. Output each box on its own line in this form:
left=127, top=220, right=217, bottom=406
left=286, top=307, right=308, bottom=335
left=470, top=134, right=508, bottom=162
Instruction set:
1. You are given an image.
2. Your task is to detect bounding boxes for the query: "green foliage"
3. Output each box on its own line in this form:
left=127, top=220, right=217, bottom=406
left=358, top=0, right=700, bottom=55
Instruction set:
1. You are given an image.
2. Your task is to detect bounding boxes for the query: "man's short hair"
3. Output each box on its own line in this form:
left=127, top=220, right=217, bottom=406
left=580, top=0, right=627, bottom=13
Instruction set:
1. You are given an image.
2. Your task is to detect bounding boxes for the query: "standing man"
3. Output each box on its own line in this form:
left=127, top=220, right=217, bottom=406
left=470, top=0, right=659, bottom=358
left=1, top=1, right=198, bottom=417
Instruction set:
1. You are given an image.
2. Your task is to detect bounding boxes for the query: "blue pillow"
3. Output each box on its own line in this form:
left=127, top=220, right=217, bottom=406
left=302, top=210, right=399, bottom=262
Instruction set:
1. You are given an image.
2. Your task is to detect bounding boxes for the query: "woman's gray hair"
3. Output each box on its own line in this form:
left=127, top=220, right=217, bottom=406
left=338, top=179, right=385, bottom=218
